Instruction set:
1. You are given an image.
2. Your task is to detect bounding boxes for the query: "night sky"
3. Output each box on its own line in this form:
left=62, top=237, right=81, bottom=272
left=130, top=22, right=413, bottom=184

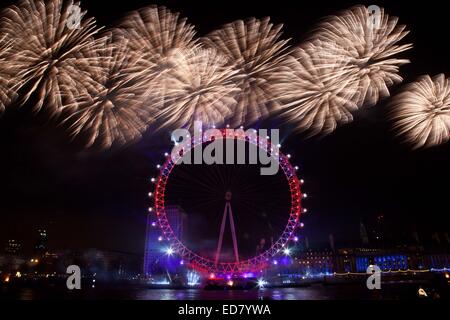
left=1, top=0, right=449, bottom=255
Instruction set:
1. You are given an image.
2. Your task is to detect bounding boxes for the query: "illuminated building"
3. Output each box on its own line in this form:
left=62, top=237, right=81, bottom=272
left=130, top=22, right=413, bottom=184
left=143, top=205, right=187, bottom=276
left=356, top=254, right=408, bottom=272
left=35, top=229, right=48, bottom=255
left=5, top=239, right=21, bottom=255
left=267, top=249, right=334, bottom=281
left=143, top=213, right=160, bottom=276
left=296, top=250, right=334, bottom=275
left=336, top=248, right=410, bottom=273
left=425, top=253, right=450, bottom=269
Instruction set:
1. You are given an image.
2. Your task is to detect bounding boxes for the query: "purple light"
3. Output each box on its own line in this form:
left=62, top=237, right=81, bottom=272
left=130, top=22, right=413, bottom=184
left=273, top=260, right=278, bottom=265
left=294, top=236, right=299, bottom=242
left=151, top=222, right=157, bottom=227
left=180, top=260, right=184, bottom=265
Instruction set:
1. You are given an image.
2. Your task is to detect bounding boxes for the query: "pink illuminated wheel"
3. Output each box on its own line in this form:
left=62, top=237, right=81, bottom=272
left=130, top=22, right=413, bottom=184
left=151, top=129, right=303, bottom=275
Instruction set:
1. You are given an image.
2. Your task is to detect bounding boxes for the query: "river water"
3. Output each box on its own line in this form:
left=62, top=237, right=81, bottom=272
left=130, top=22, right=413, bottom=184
left=1, top=281, right=440, bottom=300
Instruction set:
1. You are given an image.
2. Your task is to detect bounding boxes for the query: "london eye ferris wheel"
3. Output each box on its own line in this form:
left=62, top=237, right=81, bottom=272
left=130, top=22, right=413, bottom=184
left=148, top=127, right=306, bottom=276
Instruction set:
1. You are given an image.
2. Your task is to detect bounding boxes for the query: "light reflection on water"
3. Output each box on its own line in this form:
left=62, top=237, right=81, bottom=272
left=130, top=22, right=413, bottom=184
left=133, top=286, right=373, bottom=300
left=1, top=283, right=422, bottom=300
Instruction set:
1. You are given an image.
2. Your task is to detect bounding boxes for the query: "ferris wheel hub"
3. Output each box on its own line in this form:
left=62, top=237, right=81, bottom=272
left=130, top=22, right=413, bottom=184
left=225, top=191, right=232, bottom=201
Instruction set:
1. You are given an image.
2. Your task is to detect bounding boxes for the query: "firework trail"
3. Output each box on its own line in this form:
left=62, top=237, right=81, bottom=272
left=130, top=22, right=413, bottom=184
left=309, top=5, right=411, bottom=106
left=0, top=0, right=104, bottom=115
left=155, top=48, right=241, bottom=129
left=390, top=74, right=450, bottom=149
left=203, top=17, right=291, bottom=127
left=61, top=34, right=157, bottom=149
left=273, top=41, right=359, bottom=136
left=0, top=35, right=16, bottom=114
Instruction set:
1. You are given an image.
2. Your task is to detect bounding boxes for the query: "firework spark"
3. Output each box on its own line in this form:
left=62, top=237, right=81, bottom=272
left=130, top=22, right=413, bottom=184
left=0, top=35, right=16, bottom=114
left=203, top=17, right=291, bottom=126
left=155, top=48, right=241, bottom=129
left=0, top=0, right=104, bottom=115
left=309, top=5, right=412, bottom=106
left=61, top=35, right=157, bottom=149
left=273, top=41, right=359, bottom=136
left=390, top=74, right=450, bottom=149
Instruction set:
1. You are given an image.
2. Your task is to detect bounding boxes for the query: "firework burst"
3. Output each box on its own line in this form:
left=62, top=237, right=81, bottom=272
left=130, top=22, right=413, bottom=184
left=310, top=5, right=412, bottom=106
left=390, top=74, right=450, bottom=149
left=116, top=5, right=199, bottom=114
left=61, top=34, right=157, bottom=149
left=118, top=5, right=197, bottom=59
left=155, top=48, right=241, bottom=129
left=117, top=6, right=197, bottom=86
left=0, top=0, right=104, bottom=115
left=203, top=17, right=291, bottom=126
left=273, top=41, right=359, bottom=136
